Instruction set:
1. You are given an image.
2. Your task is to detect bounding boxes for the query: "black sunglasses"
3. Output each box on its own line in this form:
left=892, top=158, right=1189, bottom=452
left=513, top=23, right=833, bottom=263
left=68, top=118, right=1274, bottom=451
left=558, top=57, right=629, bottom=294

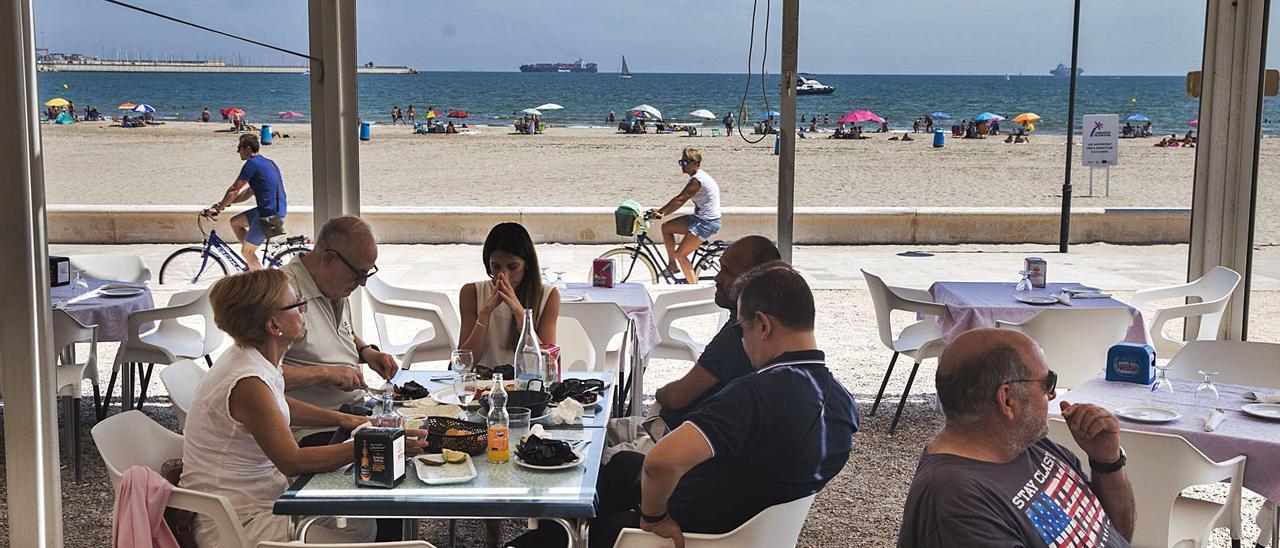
left=278, top=300, right=307, bottom=312
left=677, top=159, right=692, bottom=167
left=1007, top=370, right=1058, bottom=394
left=328, top=249, right=379, bottom=281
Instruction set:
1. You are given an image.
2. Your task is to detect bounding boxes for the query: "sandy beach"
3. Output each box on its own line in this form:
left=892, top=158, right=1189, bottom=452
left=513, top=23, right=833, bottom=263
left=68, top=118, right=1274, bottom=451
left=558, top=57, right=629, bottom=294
left=38, top=121, right=1280, bottom=243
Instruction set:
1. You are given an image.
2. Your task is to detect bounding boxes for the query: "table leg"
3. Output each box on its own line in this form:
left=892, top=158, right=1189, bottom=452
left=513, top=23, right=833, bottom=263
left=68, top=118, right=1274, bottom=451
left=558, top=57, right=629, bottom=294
left=401, top=518, right=418, bottom=540
left=448, top=519, right=457, bottom=548
left=122, top=361, right=135, bottom=411
left=549, top=517, right=589, bottom=548
left=1272, top=502, right=1277, bottom=548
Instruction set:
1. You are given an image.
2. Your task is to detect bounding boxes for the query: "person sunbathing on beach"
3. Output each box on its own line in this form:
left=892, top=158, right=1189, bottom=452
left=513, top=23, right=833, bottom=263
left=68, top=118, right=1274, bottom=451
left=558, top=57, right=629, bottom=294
left=1014, top=135, right=1027, bottom=144
left=1004, top=135, right=1015, bottom=144
left=830, top=127, right=844, bottom=139
left=648, top=148, right=721, bottom=283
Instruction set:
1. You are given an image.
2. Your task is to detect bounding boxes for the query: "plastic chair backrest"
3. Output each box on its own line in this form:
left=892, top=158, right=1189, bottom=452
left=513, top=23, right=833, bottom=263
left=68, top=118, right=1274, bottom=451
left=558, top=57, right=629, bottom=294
left=91, top=410, right=184, bottom=489
left=999, top=308, right=1131, bottom=389
left=365, top=277, right=459, bottom=351
left=1165, top=340, right=1280, bottom=387
left=560, top=302, right=631, bottom=372
left=52, top=308, right=96, bottom=351
left=167, top=487, right=252, bottom=548
left=1188, top=266, right=1242, bottom=340
left=68, top=254, right=151, bottom=283
left=557, top=316, right=597, bottom=371
left=652, top=286, right=716, bottom=318
left=861, top=270, right=904, bottom=349
left=159, top=359, right=208, bottom=429
left=1047, top=420, right=1244, bottom=548
left=257, top=541, right=436, bottom=547
left=166, top=288, right=224, bottom=356
left=612, top=494, right=817, bottom=547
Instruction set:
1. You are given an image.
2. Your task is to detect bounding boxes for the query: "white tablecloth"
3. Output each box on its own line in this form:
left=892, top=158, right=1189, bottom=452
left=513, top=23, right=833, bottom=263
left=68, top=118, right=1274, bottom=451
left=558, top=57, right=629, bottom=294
left=929, top=281, right=1150, bottom=346
left=563, top=283, right=657, bottom=358
left=51, top=279, right=155, bottom=342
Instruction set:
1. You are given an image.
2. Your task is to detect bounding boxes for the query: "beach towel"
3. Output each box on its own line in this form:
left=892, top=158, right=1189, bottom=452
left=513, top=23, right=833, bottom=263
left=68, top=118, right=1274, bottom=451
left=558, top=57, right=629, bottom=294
left=113, top=466, right=180, bottom=548
left=55, top=111, right=75, bottom=125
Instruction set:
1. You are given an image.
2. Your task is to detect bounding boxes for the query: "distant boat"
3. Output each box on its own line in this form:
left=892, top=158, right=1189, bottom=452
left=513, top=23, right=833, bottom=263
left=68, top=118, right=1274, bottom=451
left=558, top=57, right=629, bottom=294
left=796, top=75, right=835, bottom=95
left=620, top=56, right=632, bottom=79
left=1005, top=73, right=1010, bottom=81
left=1050, top=63, right=1083, bottom=77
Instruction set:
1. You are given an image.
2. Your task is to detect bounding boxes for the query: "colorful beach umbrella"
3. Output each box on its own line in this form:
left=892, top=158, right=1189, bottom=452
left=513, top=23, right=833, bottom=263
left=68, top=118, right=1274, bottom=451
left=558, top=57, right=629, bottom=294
left=447, top=110, right=469, bottom=118
left=929, top=112, right=950, bottom=119
left=688, top=109, right=716, bottom=120
left=45, top=98, right=70, bottom=107
left=630, top=104, right=663, bottom=120
left=278, top=111, right=304, bottom=119
left=1011, top=113, right=1041, bottom=123
left=1189, top=119, right=1199, bottom=127
left=118, top=103, right=137, bottom=110
left=837, top=110, right=884, bottom=124
left=1126, top=114, right=1150, bottom=122
left=131, top=104, right=155, bottom=114
left=763, top=110, right=782, bottom=118
left=973, top=112, right=1004, bottom=122
left=535, top=103, right=564, bottom=111
left=224, top=107, right=245, bottom=117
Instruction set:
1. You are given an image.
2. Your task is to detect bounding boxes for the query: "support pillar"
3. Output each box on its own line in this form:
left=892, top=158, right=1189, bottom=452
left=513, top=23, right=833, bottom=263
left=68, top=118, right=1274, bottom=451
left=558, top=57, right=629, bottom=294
left=777, top=0, right=799, bottom=263
left=0, top=0, right=65, bottom=545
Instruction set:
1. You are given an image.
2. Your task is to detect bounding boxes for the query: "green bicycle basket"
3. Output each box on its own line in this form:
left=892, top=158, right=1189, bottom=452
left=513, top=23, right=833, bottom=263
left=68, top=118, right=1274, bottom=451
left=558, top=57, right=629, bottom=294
left=615, top=200, right=643, bottom=236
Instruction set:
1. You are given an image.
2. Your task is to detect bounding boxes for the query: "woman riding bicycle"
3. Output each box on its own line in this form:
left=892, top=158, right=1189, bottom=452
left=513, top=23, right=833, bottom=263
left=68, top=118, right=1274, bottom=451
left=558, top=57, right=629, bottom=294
left=648, top=148, right=721, bottom=283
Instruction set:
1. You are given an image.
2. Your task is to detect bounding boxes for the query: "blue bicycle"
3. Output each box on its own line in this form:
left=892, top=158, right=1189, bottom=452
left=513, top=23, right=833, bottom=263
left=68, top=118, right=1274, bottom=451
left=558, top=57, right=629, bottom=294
left=158, top=214, right=311, bottom=286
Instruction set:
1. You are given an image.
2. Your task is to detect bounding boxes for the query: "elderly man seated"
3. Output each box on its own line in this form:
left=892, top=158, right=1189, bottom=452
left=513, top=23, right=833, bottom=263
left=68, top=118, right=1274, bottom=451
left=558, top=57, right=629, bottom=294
left=281, top=216, right=401, bottom=445
left=898, top=329, right=1135, bottom=547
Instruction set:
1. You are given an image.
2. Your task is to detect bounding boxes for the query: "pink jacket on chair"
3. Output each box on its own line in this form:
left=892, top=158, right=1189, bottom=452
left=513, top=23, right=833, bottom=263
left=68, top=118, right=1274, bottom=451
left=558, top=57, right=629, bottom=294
left=113, top=466, right=180, bottom=548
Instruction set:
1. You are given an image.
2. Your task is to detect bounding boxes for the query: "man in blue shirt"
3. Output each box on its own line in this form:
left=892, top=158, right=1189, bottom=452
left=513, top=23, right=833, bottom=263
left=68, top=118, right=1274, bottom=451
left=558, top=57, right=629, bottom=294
left=203, top=133, right=287, bottom=270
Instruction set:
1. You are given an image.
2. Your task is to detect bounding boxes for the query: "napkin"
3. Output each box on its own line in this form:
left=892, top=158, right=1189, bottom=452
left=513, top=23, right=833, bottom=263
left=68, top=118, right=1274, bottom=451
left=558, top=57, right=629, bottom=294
left=550, top=397, right=584, bottom=425
left=1205, top=408, right=1227, bottom=432
left=1243, top=390, right=1280, bottom=403
left=1055, top=292, right=1073, bottom=306
left=1070, top=292, right=1113, bottom=299
left=523, top=423, right=548, bottom=443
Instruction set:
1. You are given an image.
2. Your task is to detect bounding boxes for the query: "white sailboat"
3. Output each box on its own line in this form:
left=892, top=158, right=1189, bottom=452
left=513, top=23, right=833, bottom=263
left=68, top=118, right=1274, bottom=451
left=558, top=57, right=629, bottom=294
left=620, top=56, right=632, bottom=79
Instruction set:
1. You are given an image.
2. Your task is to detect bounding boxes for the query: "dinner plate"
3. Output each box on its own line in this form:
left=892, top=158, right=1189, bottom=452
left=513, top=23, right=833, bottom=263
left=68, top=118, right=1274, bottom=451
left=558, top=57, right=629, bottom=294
left=100, top=286, right=145, bottom=298
left=513, top=449, right=584, bottom=471
left=1241, top=403, right=1280, bottom=421
left=1062, top=285, right=1102, bottom=294
left=413, top=454, right=478, bottom=485
left=560, top=293, right=587, bottom=303
left=1116, top=406, right=1182, bottom=423
left=431, top=383, right=513, bottom=406
left=1013, top=294, right=1060, bottom=305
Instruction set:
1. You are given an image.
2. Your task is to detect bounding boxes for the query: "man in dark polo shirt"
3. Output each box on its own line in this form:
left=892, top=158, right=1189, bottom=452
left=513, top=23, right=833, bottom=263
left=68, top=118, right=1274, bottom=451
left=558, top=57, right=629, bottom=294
left=653, top=235, right=781, bottom=429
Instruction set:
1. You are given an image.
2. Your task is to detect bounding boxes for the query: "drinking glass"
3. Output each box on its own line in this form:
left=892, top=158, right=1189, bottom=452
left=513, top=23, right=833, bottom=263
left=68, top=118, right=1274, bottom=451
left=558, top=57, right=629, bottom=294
left=454, top=372, right=478, bottom=407
left=552, top=271, right=568, bottom=293
left=1014, top=270, right=1032, bottom=294
left=73, top=269, right=89, bottom=290
left=540, top=267, right=551, bottom=284
left=1150, top=363, right=1174, bottom=393
left=508, top=407, right=532, bottom=445
left=450, top=349, right=473, bottom=374
left=1194, top=370, right=1220, bottom=406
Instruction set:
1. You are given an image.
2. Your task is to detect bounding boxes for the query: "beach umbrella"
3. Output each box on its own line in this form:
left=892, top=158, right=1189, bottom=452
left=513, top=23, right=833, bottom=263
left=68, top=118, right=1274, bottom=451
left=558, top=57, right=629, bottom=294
left=1126, top=114, right=1150, bottom=122
left=630, top=104, right=663, bottom=120
left=688, top=109, right=716, bottom=120
left=837, top=110, right=884, bottom=124
left=118, top=103, right=137, bottom=110
left=1189, top=118, right=1199, bottom=127
left=425, top=110, right=439, bottom=119
left=131, top=104, right=156, bottom=114
left=447, top=110, right=469, bottom=118
left=973, top=112, right=1004, bottom=122
left=278, top=111, right=304, bottom=119
left=535, top=103, right=564, bottom=111
left=45, top=98, right=70, bottom=107
left=929, top=112, right=950, bottom=119
left=521, top=108, right=543, bottom=116
left=764, top=110, right=782, bottom=118
left=1011, top=113, right=1041, bottom=123
left=224, top=107, right=245, bottom=117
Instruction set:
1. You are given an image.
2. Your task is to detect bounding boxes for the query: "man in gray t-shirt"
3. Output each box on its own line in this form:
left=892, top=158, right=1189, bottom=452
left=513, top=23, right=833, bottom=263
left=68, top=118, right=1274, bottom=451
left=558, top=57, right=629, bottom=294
left=898, top=329, right=1134, bottom=548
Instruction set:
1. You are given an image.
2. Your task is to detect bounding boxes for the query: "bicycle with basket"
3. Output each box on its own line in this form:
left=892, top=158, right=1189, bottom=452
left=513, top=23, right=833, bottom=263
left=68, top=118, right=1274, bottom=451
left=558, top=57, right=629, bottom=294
left=596, top=200, right=727, bottom=284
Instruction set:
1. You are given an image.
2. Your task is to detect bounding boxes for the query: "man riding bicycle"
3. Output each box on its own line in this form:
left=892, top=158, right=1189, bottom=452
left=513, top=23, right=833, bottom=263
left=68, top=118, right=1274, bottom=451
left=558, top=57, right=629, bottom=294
left=202, top=133, right=287, bottom=270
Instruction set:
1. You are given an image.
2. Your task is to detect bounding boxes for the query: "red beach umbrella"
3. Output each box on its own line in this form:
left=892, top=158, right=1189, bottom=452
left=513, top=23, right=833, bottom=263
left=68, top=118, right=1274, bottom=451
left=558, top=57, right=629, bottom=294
left=278, top=111, right=304, bottom=119
left=225, top=107, right=246, bottom=117
left=447, top=110, right=469, bottom=118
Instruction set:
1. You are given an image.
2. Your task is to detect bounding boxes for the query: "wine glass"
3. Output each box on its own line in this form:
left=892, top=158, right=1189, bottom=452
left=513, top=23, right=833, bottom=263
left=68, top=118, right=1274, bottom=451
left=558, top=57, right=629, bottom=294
left=552, top=270, right=568, bottom=292
left=450, top=349, right=473, bottom=374
left=1150, top=362, right=1174, bottom=393
left=73, top=269, right=90, bottom=290
left=454, top=372, right=478, bottom=407
left=1194, top=370, right=1220, bottom=406
left=1014, top=270, right=1033, bottom=294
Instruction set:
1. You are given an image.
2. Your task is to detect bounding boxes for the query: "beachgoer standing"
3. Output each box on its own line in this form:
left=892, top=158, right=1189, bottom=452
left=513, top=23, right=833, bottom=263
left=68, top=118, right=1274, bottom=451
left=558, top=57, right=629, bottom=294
left=407, top=105, right=416, bottom=124
left=201, top=107, right=211, bottom=123
left=723, top=112, right=735, bottom=136
left=648, top=148, right=721, bottom=283
left=202, top=133, right=288, bottom=270
left=391, top=105, right=400, bottom=125
left=913, top=118, right=921, bottom=133
left=823, top=113, right=830, bottom=126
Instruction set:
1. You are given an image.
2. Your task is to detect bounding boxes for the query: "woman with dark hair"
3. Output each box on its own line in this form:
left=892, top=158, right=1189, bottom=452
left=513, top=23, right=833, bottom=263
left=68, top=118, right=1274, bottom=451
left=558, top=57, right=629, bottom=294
left=458, top=222, right=561, bottom=366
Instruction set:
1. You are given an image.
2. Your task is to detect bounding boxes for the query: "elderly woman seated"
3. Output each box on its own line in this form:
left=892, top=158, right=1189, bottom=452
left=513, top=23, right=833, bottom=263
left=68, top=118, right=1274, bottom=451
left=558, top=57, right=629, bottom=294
left=181, top=269, right=425, bottom=546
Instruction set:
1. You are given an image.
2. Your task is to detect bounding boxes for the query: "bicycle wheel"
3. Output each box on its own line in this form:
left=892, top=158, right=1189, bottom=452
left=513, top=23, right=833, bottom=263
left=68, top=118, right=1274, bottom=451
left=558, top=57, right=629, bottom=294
left=267, top=245, right=310, bottom=268
left=159, top=247, right=230, bottom=287
left=598, top=248, right=659, bottom=285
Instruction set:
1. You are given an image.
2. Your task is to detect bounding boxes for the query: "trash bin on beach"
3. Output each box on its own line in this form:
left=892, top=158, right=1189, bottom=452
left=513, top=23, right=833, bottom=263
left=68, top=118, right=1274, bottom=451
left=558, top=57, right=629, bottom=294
left=359, top=121, right=371, bottom=141
left=933, top=129, right=945, bottom=148
left=260, top=124, right=273, bottom=145
left=774, top=135, right=780, bottom=155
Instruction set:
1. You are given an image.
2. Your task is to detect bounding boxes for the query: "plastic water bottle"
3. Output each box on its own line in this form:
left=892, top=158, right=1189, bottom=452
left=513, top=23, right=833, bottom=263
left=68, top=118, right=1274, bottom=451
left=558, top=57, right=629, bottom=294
left=486, top=374, right=510, bottom=463
left=513, top=308, right=544, bottom=384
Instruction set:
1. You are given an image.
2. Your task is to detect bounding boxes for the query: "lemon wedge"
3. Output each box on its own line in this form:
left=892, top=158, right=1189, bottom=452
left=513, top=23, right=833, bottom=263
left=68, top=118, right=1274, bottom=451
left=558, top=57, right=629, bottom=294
left=442, top=449, right=468, bottom=464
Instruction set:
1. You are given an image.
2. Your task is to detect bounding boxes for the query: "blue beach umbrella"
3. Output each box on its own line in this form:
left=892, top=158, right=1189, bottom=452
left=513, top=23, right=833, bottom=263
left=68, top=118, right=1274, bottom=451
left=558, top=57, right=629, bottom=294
left=764, top=110, right=781, bottom=118
left=131, top=104, right=155, bottom=114
left=930, top=112, right=950, bottom=119
left=1126, top=114, right=1150, bottom=122
left=973, top=112, right=1004, bottom=122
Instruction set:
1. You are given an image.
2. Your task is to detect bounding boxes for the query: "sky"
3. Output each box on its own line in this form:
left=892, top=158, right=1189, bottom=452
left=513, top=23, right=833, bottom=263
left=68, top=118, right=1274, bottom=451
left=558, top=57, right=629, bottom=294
left=32, top=0, right=1254, bottom=76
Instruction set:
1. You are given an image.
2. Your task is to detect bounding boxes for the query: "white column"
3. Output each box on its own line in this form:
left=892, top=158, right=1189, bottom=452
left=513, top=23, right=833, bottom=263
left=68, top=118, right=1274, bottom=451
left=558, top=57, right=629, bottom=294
left=308, top=0, right=361, bottom=228
left=776, top=0, right=799, bottom=263
left=0, top=0, right=65, bottom=545
left=1188, top=0, right=1267, bottom=339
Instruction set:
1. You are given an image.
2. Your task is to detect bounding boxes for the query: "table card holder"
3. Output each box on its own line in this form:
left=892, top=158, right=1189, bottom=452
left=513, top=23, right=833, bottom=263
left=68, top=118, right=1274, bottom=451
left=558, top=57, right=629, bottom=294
left=49, top=255, right=70, bottom=287
left=354, top=427, right=406, bottom=488
left=1106, top=343, right=1156, bottom=384
left=592, top=258, right=615, bottom=288
left=1024, top=257, right=1047, bottom=288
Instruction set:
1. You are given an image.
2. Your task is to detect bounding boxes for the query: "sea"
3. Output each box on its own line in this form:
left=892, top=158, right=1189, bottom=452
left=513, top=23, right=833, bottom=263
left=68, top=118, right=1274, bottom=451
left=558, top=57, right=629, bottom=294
left=36, top=71, right=1280, bottom=136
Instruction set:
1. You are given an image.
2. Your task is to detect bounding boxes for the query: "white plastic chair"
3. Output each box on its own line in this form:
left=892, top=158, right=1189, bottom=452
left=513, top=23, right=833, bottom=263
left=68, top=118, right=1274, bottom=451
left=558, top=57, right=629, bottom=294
left=52, top=309, right=101, bottom=482
left=557, top=316, right=597, bottom=372
left=612, top=494, right=816, bottom=548
left=1130, top=266, right=1241, bottom=357
left=258, top=542, right=436, bottom=547
left=171, top=486, right=253, bottom=548
left=1047, top=420, right=1245, bottom=548
left=109, top=288, right=223, bottom=414
left=862, top=270, right=947, bottom=434
left=67, top=253, right=152, bottom=283
left=364, top=277, right=459, bottom=367
left=91, top=410, right=184, bottom=489
left=560, top=302, right=632, bottom=372
left=997, top=308, right=1132, bottom=390
left=1164, top=340, right=1280, bottom=386
left=159, top=359, right=208, bottom=429
left=650, top=286, right=728, bottom=363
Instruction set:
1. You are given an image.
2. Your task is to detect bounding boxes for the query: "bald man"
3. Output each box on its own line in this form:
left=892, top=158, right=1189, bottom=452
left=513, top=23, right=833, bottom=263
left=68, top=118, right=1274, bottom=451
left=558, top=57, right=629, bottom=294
left=898, top=329, right=1135, bottom=547
left=653, top=235, right=782, bottom=429
left=281, top=216, right=400, bottom=444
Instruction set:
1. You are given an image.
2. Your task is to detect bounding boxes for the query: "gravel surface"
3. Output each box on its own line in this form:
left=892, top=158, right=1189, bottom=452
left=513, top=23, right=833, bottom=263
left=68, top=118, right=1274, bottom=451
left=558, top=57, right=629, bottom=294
left=0, top=289, right=1271, bottom=546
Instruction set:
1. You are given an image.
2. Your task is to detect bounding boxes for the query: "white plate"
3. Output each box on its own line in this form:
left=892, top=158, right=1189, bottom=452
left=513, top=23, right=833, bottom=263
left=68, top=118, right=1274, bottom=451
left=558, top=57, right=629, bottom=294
left=413, top=454, right=478, bottom=485
left=1014, top=294, right=1060, bottom=305
left=560, top=294, right=587, bottom=303
left=513, top=449, right=584, bottom=471
left=100, top=286, right=145, bottom=298
left=1241, top=403, right=1280, bottom=420
left=431, top=382, right=517, bottom=406
left=1116, top=406, right=1183, bottom=423
left=1062, top=285, right=1102, bottom=294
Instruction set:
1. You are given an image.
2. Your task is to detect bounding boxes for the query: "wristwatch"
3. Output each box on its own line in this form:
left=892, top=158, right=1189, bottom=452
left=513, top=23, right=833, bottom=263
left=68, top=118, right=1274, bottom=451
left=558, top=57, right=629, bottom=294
left=1089, top=447, right=1127, bottom=474
left=639, top=510, right=669, bottom=524
left=357, top=343, right=379, bottom=363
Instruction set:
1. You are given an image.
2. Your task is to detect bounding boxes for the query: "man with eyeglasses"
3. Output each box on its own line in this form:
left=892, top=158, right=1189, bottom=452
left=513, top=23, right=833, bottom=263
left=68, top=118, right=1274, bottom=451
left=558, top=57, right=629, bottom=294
left=898, top=329, right=1135, bottom=548
left=280, top=216, right=399, bottom=445
left=202, top=133, right=287, bottom=270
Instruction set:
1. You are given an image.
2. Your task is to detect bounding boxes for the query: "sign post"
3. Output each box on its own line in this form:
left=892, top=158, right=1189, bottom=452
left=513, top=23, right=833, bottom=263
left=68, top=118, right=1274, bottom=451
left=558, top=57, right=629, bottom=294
left=1082, top=114, right=1119, bottom=197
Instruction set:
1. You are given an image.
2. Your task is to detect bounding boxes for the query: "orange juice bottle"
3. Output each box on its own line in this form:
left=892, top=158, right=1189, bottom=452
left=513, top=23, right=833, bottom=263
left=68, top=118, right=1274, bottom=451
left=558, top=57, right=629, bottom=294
left=486, top=374, right=510, bottom=463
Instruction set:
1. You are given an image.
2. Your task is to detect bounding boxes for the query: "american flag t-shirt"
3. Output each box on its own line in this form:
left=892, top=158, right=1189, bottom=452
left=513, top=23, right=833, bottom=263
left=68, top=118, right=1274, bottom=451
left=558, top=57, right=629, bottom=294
left=1025, top=456, right=1113, bottom=547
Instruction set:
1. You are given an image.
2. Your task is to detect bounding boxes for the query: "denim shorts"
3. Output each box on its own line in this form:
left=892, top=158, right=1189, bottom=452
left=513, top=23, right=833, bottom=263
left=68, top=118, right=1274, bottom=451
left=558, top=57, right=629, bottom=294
left=688, top=216, right=722, bottom=240
left=239, top=207, right=269, bottom=245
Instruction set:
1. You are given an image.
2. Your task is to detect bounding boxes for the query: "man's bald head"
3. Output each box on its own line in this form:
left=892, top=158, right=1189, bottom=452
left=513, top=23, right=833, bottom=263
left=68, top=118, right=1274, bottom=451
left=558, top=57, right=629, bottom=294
left=936, top=329, right=1043, bottom=426
left=714, top=235, right=782, bottom=308
left=314, top=216, right=375, bottom=255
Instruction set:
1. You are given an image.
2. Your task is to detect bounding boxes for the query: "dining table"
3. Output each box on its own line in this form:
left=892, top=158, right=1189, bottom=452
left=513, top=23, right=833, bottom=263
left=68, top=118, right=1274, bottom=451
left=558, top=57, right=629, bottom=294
left=50, top=278, right=155, bottom=342
left=561, top=282, right=656, bottom=416
left=928, top=281, right=1150, bottom=345
left=274, top=370, right=616, bottom=547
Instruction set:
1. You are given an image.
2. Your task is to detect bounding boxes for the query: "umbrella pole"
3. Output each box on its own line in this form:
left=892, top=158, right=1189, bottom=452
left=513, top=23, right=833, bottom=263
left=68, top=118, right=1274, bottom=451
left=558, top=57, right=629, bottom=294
left=1059, top=0, right=1082, bottom=253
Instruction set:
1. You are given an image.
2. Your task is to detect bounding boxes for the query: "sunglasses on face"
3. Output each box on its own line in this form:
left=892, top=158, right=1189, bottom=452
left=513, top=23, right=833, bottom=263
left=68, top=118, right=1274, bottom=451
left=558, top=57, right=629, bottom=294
left=678, top=159, right=692, bottom=167
left=1006, top=369, right=1058, bottom=394
left=328, top=249, right=379, bottom=281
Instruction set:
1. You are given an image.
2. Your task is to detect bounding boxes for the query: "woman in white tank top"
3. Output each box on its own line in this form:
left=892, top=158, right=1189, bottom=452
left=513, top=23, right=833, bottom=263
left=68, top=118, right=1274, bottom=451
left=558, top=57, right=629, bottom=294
left=458, top=222, right=562, bottom=367
left=648, top=147, right=722, bottom=283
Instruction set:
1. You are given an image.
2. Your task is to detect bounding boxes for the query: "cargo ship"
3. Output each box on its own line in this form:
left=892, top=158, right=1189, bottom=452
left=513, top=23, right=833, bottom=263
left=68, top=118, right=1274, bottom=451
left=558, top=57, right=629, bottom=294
left=519, top=59, right=598, bottom=73
left=1050, top=63, right=1083, bottom=77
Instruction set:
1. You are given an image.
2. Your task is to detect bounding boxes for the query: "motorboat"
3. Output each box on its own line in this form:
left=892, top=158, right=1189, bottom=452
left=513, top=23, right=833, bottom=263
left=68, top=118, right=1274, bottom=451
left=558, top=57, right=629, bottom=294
left=796, top=75, right=835, bottom=95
